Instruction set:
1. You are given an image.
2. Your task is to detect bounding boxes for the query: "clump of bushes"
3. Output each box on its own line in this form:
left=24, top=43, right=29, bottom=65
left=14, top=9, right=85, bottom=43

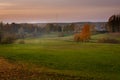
left=98, top=38, right=119, bottom=44
left=18, top=40, right=25, bottom=44
left=58, top=32, right=64, bottom=37
left=0, top=33, right=16, bottom=44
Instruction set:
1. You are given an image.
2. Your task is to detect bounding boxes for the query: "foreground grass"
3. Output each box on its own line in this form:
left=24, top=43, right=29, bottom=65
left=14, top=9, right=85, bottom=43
left=0, top=34, right=120, bottom=80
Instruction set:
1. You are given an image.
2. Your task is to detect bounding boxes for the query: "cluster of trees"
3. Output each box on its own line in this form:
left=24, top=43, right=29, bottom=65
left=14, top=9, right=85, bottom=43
left=46, top=23, right=76, bottom=37
left=74, top=24, right=91, bottom=42
left=0, top=22, right=45, bottom=38
left=0, top=22, right=46, bottom=44
left=45, top=23, right=62, bottom=32
left=46, top=23, right=75, bottom=33
left=108, top=14, right=120, bottom=32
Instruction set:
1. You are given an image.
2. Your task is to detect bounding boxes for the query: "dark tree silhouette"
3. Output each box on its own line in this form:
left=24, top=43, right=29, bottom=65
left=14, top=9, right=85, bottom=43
left=108, top=14, right=120, bottom=32
left=0, top=22, right=3, bottom=42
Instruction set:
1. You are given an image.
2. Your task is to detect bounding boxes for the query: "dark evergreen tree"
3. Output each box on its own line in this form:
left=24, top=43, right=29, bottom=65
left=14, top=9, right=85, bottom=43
left=108, top=14, right=120, bottom=32
left=0, top=22, right=3, bottom=42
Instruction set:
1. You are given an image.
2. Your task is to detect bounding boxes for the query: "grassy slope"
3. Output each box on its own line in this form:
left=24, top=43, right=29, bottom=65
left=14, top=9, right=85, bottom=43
left=0, top=33, right=120, bottom=80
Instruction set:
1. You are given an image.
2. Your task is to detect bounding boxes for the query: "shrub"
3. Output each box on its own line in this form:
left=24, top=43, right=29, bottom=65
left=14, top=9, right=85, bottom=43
left=18, top=40, right=25, bottom=44
left=98, top=38, right=119, bottom=44
left=74, top=33, right=80, bottom=42
left=58, top=32, right=64, bottom=37
left=0, top=34, right=16, bottom=44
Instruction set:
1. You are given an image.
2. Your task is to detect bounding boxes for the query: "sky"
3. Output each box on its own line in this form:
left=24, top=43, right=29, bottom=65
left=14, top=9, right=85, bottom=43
left=0, top=0, right=120, bottom=23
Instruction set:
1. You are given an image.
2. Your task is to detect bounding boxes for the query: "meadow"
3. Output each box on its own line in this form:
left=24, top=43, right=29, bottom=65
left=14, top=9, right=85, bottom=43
left=0, top=33, right=120, bottom=80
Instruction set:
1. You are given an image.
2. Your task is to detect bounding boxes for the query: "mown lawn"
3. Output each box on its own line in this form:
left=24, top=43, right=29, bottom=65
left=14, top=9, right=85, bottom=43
left=0, top=34, right=120, bottom=80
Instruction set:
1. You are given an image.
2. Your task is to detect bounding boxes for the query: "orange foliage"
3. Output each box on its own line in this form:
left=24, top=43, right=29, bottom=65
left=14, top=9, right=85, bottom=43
left=74, top=24, right=91, bottom=42
left=74, top=33, right=80, bottom=42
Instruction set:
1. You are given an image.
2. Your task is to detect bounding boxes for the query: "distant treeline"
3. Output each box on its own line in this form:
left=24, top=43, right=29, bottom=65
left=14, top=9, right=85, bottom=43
left=0, top=23, right=45, bottom=38
left=0, top=22, right=108, bottom=39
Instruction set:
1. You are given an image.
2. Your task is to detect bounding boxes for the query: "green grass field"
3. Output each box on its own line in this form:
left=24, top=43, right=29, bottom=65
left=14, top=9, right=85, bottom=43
left=0, top=33, right=120, bottom=80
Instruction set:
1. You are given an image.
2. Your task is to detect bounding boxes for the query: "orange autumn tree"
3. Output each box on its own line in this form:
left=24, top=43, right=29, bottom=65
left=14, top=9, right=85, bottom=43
left=74, top=24, right=91, bottom=42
